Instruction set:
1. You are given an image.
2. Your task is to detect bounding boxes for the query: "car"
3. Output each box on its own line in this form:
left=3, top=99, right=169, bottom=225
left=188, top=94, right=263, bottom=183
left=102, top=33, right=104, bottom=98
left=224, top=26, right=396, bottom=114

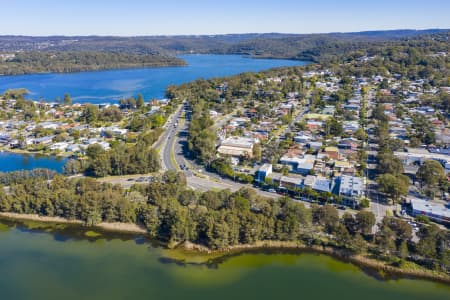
left=337, top=205, right=347, bottom=210
left=268, top=188, right=276, bottom=193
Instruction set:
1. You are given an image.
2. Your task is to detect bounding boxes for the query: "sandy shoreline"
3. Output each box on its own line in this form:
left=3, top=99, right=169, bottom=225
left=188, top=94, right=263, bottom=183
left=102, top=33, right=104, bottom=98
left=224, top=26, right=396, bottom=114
left=0, top=212, right=147, bottom=234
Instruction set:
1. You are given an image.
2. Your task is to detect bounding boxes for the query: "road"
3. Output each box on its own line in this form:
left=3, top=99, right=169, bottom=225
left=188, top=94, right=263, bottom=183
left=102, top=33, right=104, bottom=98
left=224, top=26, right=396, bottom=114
left=153, top=99, right=394, bottom=224
left=157, top=104, right=184, bottom=171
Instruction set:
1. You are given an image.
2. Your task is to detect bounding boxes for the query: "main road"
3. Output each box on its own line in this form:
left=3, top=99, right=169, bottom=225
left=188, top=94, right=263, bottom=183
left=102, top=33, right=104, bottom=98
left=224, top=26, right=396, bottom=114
left=155, top=101, right=393, bottom=224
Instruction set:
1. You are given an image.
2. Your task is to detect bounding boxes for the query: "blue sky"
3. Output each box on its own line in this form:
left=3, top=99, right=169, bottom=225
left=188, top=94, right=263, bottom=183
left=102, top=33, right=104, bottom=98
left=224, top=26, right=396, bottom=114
left=2, top=0, right=449, bottom=36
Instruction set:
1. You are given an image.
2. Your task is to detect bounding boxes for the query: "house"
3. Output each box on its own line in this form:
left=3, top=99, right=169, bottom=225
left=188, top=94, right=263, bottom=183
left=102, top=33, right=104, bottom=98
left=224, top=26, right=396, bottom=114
left=344, top=104, right=360, bottom=111
left=307, top=141, right=323, bottom=151
left=322, top=106, right=335, bottom=115
left=101, top=126, right=128, bottom=136
left=306, top=121, right=323, bottom=131
left=294, top=135, right=311, bottom=144
left=31, top=135, right=55, bottom=145
left=66, top=144, right=82, bottom=153
left=38, top=121, right=60, bottom=130
left=343, top=121, right=359, bottom=133
left=334, top=161, right=354, bottom=176
left=324, top=147, right=340, bottom=160
left=49, top=142, right=69, bottom=151
left=338, top=139, right=358, bottom=150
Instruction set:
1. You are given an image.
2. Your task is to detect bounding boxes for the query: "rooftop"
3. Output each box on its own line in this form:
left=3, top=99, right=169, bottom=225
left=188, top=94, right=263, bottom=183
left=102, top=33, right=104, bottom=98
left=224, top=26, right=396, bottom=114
left=411, top=198, right=450, bottom=220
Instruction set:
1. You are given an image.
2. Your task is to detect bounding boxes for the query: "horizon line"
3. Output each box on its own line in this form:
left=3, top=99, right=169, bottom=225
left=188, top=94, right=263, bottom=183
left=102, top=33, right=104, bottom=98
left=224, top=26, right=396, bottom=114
left=0, top=28, right=449, bottom=38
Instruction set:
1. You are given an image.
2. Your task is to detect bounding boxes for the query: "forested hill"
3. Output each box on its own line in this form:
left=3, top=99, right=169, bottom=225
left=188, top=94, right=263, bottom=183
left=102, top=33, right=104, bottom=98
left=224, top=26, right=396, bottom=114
left=0, top=51, right=186, bottom=75
left=0, top=29, right=448, bottom=75
left=223, top=30, right=450, bottom=62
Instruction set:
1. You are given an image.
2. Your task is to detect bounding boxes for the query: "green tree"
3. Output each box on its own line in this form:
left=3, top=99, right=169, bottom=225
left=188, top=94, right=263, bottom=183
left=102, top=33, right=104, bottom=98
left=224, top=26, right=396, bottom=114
left=63, top=93, right=72, bottom=106
left=416, top=160, right=446, bottom=198
left=377, top=152, right=404, bottom=175
left=253, top=143, right=262, bottom=162
left=83, top=104, right=99, bottom=124
left=376, top=174, right=409, bottom=204
left=355, top=210, right=376, bottom=235
left=136, top=94, right=145, bottom=109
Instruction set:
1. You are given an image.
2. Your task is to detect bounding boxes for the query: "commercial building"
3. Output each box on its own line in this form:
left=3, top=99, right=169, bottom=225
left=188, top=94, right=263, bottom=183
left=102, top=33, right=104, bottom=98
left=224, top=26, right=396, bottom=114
left=410, top=198, right=450, bottom=225
left=338, top=175, right=364, bottom=198
left=217, top=137, right=256, bottom=158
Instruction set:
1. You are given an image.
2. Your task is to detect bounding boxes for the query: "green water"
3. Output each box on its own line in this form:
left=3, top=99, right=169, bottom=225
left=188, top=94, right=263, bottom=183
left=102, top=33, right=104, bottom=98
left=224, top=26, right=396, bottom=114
left=0, top=221, right=448, bottom=300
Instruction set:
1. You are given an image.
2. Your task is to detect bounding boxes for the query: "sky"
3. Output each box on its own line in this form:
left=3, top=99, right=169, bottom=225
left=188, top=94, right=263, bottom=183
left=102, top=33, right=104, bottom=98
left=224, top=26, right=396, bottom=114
left=1, top=0, right=449, bottom=36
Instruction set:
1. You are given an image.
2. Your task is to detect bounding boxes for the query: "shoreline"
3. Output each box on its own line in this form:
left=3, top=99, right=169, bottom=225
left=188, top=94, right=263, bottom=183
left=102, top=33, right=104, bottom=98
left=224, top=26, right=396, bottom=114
left=1, top=212, right=449, bottom=285
left=179, top=240, right=450, bottom=285
left=0, top=212, right=147, bottom=234
left=1, top=148, right=71, bottom=158
left=0, top=60, right=188, bottom=77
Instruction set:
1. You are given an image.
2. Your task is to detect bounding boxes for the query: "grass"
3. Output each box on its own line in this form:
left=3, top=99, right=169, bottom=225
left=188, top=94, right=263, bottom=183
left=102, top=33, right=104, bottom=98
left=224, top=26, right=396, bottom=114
left=170, top=149, right=181, bottom=171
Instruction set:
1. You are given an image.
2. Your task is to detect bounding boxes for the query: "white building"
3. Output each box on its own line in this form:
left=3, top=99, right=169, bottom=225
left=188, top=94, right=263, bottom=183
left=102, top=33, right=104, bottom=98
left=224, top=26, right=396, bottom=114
left=217, top=137, right=257, bottom=158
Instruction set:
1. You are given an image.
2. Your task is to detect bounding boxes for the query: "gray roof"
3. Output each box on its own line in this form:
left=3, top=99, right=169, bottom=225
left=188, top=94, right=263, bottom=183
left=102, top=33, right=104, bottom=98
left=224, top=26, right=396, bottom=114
left=339, top=175, right=364, bottom=197
left=411, top=198, right=450, bottom=220
left=313, top=179, right=331, bottom=193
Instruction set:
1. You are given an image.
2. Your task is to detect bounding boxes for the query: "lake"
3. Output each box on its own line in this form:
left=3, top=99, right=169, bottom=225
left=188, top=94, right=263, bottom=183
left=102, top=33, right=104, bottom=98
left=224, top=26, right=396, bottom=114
left=0, top=54, right=306, bottom=104
left=0, top=220, right=448, bottom=300
left=0, top=54, right=304, bottom=173
left=0, top=152, right=67, bottom=173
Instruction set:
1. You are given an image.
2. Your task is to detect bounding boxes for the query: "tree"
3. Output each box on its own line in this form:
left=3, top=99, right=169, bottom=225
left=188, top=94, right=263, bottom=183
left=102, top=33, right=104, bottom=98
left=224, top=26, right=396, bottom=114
left=127, top=97, right=137, bottom=109
left=350, top=233, right=368, bottom=254
left=342, top=212, right=357, bottom=234
left=63, top=93, right=72, bottom=106
left=355, top=210, right=376, bottom=235
left=136, top=94, right=145, bottom=109
left=86, top=209, right=102, bottom=226
left=377, top=152, right=404, bottom=175
left=398, top=240, right=409, bottom=260
left=325, top=117, right=343, bottom=136
left=253, top=143, right=262, bottom=162
left=416, top=160, right=446, bottom=198
left=334, top=224, right=352, bottom=248
left=86, top=144, right=105, bottom=160
left=354, top=128, right=367, bottom=141
left=376, top=174, right=409, bottom=204
left=381, top=217, right=412, bottom=242
left=83, top=104, right=99, bottom=124
left=312, top=204, right=339, bottom=232
left=90, top=153, right=111, bottom=177
left=375, top=225, right=396, bottom=255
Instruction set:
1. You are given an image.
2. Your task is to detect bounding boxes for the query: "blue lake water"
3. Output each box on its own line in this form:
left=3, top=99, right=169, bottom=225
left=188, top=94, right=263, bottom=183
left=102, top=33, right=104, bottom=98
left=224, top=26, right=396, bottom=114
left=0, top=55, right=306, bottom=104
left=0, top=152, right=67, bottom=173
left=0, top=55, right=305, bottom=172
